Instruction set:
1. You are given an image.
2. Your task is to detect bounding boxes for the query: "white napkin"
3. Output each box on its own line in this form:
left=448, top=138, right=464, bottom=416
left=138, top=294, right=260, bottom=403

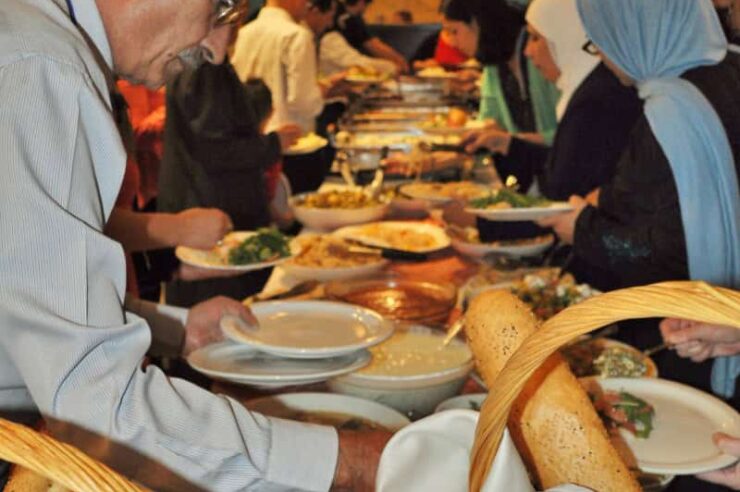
left=376, top=409, right=590, bottom=492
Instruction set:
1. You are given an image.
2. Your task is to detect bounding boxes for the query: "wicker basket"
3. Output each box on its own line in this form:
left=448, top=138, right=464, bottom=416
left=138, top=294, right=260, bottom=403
left=469, top=281, right=740, bottom=491
left=0, top=418, right=146, bottom=492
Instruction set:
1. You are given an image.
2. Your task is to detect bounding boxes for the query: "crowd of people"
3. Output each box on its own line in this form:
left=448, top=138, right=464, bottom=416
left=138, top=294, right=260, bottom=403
left=0, top=0, right=739, bottom=490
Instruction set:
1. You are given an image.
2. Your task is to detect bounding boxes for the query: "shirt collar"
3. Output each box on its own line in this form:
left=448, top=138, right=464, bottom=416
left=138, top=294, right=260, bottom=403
left=258, top=6, right=297, bottom=24
left=65, top=0, right=114, bottom=69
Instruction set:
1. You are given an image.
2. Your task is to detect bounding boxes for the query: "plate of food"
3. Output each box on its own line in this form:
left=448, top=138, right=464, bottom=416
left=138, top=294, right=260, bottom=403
left=399, top=181, right=492, bottom=205
left=281, top=234, right=389, bottom=282
left=175, top=229, right=292, bottom=272
left=285, top=132, right=329, bottom=156
left=333, top=221, right=451, bottom=254
left=187, top=342, right=371, bottom=388
left=416, top=66, right=457, bottom=79
left=220, top=300, right=395, bottom=359
left=583, top=377, right=740, bottom=475
left=465, top=271, right=598, bottom=320
left=562, top=338, right=658, bottom=378
left=420, top=109, right=488, bottom=135
left=448, top=226, right=554, bottom=258
left=466, top=188, right=573, bottom=222
left=291, top=190, right=389, bottom=230
left=345, top=66, right=391, bottom=84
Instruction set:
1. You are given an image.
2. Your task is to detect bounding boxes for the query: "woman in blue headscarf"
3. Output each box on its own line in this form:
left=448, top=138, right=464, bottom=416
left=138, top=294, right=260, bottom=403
left=540, top=0, right=740, bottom=406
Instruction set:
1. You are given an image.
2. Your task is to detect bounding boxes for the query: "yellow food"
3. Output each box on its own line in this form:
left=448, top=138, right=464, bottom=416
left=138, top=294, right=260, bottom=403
left=352, top=223, right=438, bottom=251
left=358, top=332, right=471, bottom=377
left=403, top=182, right=488, bottom=201
left=290, top=236, right=383, bottom=268
left=297, top=190, right=381, bottom=209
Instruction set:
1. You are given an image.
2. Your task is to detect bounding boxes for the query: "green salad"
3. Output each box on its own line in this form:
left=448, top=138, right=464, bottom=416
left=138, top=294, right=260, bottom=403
left=469, top=188, right=551, bottom=209
left=592, top=390, right=655, bottom=439
left=228, top=228, right=291, bottom=265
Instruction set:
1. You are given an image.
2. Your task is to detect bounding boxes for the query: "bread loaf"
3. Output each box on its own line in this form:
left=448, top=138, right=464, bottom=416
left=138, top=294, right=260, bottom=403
left=466, top=290, right=639, bottom=491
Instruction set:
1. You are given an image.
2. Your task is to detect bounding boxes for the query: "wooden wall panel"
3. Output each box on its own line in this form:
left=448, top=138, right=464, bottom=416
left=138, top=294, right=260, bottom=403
left=365, top=0, right=443, bottom=24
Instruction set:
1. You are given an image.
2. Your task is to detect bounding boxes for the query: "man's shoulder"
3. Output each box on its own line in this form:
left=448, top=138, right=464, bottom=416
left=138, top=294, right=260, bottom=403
left=0, top=0, right=95, bottom=79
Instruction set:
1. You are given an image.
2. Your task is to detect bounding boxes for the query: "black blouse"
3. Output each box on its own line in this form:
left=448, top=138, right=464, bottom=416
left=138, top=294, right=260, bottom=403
left=496, top=63, right=643, bottom=200
left=573, top=54, right=740, bottom=291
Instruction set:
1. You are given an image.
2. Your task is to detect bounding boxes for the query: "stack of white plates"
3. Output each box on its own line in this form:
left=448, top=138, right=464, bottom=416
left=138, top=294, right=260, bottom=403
left=188, top=300, right=394, bottom=388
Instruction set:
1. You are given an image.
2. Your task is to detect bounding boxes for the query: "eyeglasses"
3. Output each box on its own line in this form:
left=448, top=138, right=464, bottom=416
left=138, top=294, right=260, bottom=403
left=213, top=0, right=249, bottom=27
left=581, top=40, right=599, bottom=56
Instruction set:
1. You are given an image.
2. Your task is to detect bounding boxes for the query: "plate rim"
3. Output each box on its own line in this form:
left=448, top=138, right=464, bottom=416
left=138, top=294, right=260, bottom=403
left=175, top=231, right=291, bottom=272
left=284, top=135, right=329, bottom=156
left=597, top=377, right=740, bottom=475
left=187, top=341, right=372, bottom=383
left=221, top=300, right=396, bottom=359
left=464, top=202, right=575, bottom=221
left=332, top=221, right=451, bottom=253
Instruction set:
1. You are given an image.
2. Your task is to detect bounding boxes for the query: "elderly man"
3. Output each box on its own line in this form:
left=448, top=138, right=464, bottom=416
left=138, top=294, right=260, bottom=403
left=0, top=0, right=386, bottom=490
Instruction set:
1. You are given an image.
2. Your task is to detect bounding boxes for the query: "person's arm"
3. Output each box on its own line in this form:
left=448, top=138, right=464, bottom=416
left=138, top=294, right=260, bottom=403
left=1, top=55, right=337, bottom=492
left=168, top=62, right=282, bottom=174
left=320, top=31, right=397, bottom=76
left=283, top=28, right=325, bottom=128
left=362, top=37, right=409, bottom=73
left=105, top=207, right=233, bottom=252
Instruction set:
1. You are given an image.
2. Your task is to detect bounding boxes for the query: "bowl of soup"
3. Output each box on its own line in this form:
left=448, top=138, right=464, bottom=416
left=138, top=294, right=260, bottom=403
left=328, top=325, right=474, bottom=419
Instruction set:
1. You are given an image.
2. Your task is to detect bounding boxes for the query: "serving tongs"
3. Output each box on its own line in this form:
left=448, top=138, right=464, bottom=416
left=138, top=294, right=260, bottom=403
left=329, top=239, right=428, bottom=262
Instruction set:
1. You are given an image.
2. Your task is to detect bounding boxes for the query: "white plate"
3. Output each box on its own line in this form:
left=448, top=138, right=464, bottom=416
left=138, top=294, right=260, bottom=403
left=175, top=231, right=291, bottom=272
left=435, top=393, right=487, bottom=413
left=333, top=221, right=451, bottom=254
left=187, top=342, right=370, bottom=388
left=290, top=194, right=389, bottom=231
left=596, top=378, right=740, bottom=475
left=465, top=203, right=574, bottom=222
left=246, top=392, right=410, bottom=431
left=421, top=120, right=488, bottom=136
left=450, top=235, right=554, bottom=259
left=345, top=74, right=388, bottom=84
left=221, top=300, right=394, bottom=359
left=399, top=182, right=491, bottom=205
left=285, top=134, right=329, bottom=156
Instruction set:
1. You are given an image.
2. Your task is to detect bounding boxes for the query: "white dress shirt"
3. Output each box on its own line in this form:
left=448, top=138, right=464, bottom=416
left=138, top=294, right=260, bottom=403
left=319, top=31, right=398, bottom=79
left=0, top=0, right=338, bottom=490
left=231, top=7, right=324, bottom=133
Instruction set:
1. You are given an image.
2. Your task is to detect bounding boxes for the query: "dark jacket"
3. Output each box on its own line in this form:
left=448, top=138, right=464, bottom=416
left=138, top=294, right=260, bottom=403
left=573, top=54, right=740, bottom=291
left=158, top=61, right=281, bottom=307
left=497, top=63, right=643, bottom=200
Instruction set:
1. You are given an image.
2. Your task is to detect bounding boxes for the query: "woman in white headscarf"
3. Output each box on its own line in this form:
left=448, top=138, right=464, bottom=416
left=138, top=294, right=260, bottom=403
left=463, top=0, right=642, bottom=202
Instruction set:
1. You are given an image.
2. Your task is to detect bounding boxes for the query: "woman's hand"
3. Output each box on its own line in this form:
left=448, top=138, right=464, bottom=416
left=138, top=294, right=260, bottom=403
left=696, top=433, right=740, bottom=489
left=462, top=128, right=513, bottom=155
left=659, top=318, right=740, bottom=362
left=536, top=195, right=589, bottom=245
left=175, top=208, right=233, bottom=250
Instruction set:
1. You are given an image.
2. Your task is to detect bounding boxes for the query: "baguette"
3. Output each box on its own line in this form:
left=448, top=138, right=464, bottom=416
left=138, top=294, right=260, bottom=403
left=466, top=290, right=639, bottom=491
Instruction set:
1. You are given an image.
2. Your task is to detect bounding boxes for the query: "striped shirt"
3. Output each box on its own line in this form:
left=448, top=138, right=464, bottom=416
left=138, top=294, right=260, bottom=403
left=0, top=0, right=337, bottom=490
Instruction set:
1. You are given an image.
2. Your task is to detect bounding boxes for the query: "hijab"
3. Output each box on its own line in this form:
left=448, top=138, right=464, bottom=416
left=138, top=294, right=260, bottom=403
left=577, top=0, right=740, bottom=398
left=526, top=0, right=599, bottom=120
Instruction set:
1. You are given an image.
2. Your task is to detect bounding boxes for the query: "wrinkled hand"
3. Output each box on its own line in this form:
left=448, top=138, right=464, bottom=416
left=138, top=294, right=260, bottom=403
left=183, top=296, right=257, bottom=356
left=659, top=318, right=740, bottom=362
left=175, top=208, right=233, bottom=250
left=277, top=124, right=302, bottom=151
left=332, top=430, right=393, bottom=492
left=696, top=433, right=740, bottom=489
left=462, top=128, right=512, bottom=155
left=536, top=195, right=589, bottom=245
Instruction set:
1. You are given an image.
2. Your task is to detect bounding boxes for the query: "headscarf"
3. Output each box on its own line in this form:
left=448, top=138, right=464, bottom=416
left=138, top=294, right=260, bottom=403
left=526, top=0, right=599, bottom=120
left=577, top=0, right=740, bottom=398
